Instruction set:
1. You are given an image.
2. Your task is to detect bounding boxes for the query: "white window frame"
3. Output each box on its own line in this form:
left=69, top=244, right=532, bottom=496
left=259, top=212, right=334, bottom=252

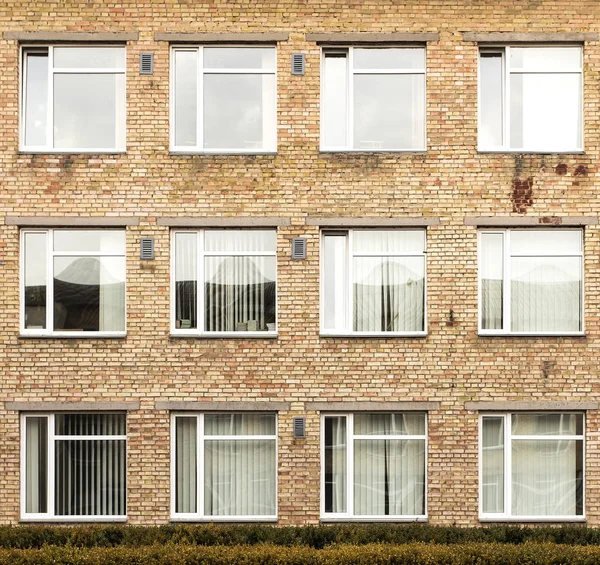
left=20, top=228, right=127, bottom=338
left=319, top=46, right=427, bottom=152
left=170, top=412, right=278, bottom=522
left=477, top=228, right=584, bottom=336
left=169, top=45, right=277, bottom=154
left=19, top=44, right=127, bottom=153
left=477, top=45, right=584, bottom=153
left=320, top=412, right=428, bottom=522
left=20, top=412, right=128, bottom=522
left=478, top=412, right=585, bottom=522
left=170, top=229, right=278, bottom=337
left=320, top=229, right=427, bottom=337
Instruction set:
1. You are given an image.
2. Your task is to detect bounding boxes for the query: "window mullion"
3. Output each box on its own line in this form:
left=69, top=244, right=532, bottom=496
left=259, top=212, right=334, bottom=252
left=197, top=47, right=204, bottom=150
left=347, top=413, right=354, bottom=517
left=348, top=48, right=354, bottom=150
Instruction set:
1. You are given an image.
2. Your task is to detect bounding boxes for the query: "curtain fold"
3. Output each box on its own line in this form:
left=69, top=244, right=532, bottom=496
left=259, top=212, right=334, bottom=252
left=175, top=417, right=197, bottom=514
left=324, top=416, right=347, bottom=513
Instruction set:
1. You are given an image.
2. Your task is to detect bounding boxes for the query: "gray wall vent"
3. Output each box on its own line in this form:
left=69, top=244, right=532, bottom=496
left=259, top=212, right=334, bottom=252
left=293, top=416, right=306, bottom=439
left=291, top=53, right=305, bottom=75
left=291, top=238, right=307, bottom=260
left=140, top=238, right=155, bottom=260
left=140, top=53, right=154, bottom=75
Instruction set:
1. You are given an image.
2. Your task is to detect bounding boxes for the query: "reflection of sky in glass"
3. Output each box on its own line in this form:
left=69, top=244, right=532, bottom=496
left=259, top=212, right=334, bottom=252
left=53, top=47, right=125, bottom=69
left=511, top=257, right=581, bottom=283
left=54, top=257, right=125, bottom=285
left=24, top=54, right=48, bottom=146
left=203, top=48, right=275, bottom=69
left=205, top=256, right=276, bottom=284
left=353, top=257, right=424, bottom=285
left=353, top=230, right=425, bottom=253
left=54, top=230, right=125, bottom=253
left=353, top=48, right=424, bottom=70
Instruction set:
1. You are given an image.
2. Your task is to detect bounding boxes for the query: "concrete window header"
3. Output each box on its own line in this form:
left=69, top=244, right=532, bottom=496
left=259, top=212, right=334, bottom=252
left=3, top=31, right=139, bottom=42
left=155, top=32, right=289, bottom=43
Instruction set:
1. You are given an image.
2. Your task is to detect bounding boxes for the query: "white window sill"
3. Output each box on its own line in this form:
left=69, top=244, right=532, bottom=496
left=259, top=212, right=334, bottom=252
left=170, top=150, right=277, bottom=156
left=478, top=149, right=584, bottom=155
left=320, top=148, right=427, bottom=154
left=19, top=332, right=126, bottom=339
left=321, top=332, right=427, bottom=338
left=480, top=516, right=585, bottom=523
left=170, top=331, right=278, bottom=339
left=171, top=516, right=277, bottom=523
left=19, top=149, right=126, bottom=155
left=21, top=516, right=127, bottom=523
left=479, top=332, right=585, bottom=338
left=321, top=516, right=428, bottom=523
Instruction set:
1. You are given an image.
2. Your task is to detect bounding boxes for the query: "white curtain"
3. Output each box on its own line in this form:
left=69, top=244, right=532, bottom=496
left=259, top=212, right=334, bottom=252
left=25, top=417, right=48, bottom=513
left=324, top=416, right=347, bottom=513
left=480, top=233, right=503, bottom=330
left=481, top=417, right=504, bottom=514
left=204, top=414, right=276, bottom=516
left=175, top=417, right=197, bottom=514
left=99, top=257, right=125, bottom=331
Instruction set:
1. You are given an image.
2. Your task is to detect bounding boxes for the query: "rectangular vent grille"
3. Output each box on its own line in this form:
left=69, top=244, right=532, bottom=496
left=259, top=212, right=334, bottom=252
left=140, top=53, right=154, bottom=75
left=291, top=53, right=305, bottom=75
left=293, top=416, right=306, bottom=439
left=140, top=238, right=155, bottom=260
left=291, top=238, right=307, bottom=260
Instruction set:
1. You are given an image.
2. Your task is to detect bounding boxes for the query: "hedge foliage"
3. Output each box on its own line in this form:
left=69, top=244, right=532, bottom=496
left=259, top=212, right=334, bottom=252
left=4, top=543, right=600, bottom=564
left=0, top=523, right=600, bottom=549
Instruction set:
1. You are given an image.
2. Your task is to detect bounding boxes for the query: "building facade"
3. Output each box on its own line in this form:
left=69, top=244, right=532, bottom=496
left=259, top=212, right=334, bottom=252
left=0, top=0, right=599, bottom=525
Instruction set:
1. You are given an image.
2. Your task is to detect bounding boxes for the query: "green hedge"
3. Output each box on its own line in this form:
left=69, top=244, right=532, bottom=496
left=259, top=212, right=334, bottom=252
left=0, top=524, right=599, bottom=549
left=4, top=543, right=600, bottom=564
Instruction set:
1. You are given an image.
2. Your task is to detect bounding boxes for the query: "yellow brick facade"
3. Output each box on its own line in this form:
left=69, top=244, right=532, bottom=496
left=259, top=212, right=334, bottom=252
left=0, top=0, right=599, bottom=526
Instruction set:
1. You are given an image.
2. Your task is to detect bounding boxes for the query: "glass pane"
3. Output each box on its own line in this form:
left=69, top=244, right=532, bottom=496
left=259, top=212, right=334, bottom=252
left=510, top=47, right=582, bottom=71
left=512, top=439, right=583, bottom=516
left=204, top=256, right=276, bottom=332
left=324, top=416, right=346, bottom=513
left=353, top=230, right=425, bottom=254
left=203, top=74, right=275, bottom=150
left=353, top=48, right=425, bottom=70
left=175, top=417, right=197, bottom=514
left=323, top=53, right=348, bottom=147
left=480, top=233, right=503, bottom=330
left=354, top=413, right=425, bottom=435
left=354, top=439, right=425, bottom=516
left=204, top=47, right=275, bottom=69
left=55, top=439, right=126, bottom=516
left=204, top=414, right=276, bottom=436
left=53, top=230, right=125, bottom=253
left=354, top=74, right=425, bottom=149
left=55, top=414, right=125, bottom=436
left=479, top=53, right=503, bottom=147
left=174, top=50, right=198, bottom=147
left=53, top=47, right=125, bottom=69
left=25, top=417, right=47, bottom=514
left=175, top=232, right=197, bottom=330
left=511, top=256, right=581, bottom=332
left=24, top=52, right=48, bottom=147
left=353, top=256, right=425, bottom=332
left=510, top=230, right=582, bottom=255
left=512, top=414, right=583, bottom=436
left=323, top=233, right=348, bottom=331
left=204, top=230, right=275, bottom=252
left=204, top=439, right=276, bottom=516
left=24, top=232, right=47, bottom=330
left=53, top=256, right=126, bottom=332
left=482, top=417, right=504, bottom=514
left=510, top=73, right=581, bottom=151
left=54, top=73, right=123, bottom=149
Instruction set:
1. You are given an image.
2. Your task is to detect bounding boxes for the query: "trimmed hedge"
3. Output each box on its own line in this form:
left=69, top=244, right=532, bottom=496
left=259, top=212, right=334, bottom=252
left=3, top=543, right=600, bottom=564
left=0, top=523, right=598, bottom=549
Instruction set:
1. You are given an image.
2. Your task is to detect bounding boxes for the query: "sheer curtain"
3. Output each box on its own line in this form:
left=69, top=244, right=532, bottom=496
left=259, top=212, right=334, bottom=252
left=175, top=417, right=197, bottom=514
left=99, top=257, right=125, bottom=331
left=204, top=414, right=276, bottom=516
left=324, top=416, right=347, bottom=513
left=353, top=414, right=425, bottom=516
left=25, top=417, right=48, bottom=513
left=481, top=417, right=504, bottom=514
left=480, top=233, right=503, bottom=330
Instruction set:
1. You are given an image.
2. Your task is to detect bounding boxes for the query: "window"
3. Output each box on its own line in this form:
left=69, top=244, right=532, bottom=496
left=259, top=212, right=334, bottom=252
left=321, top=229, right=426, bottom=335
left=481, top=413, right=584, bottom=520
left=172, top=230, right=277, bottom=335
left=479, top=229, right=583, bottom=335
left=22, top=413, right=127, bottom=521
left=21, top=229, right=126, bottom=336
left=321, top=47, right=426, bottom=151
left=479, top=46, right=583, bottom=152
left=172, top=413, right=277, bottom=520
left=171, top=46, right=277, bottom=153
left=322, top=413, right=426, bottom=520
left=21, top=46, right=126, bottom=152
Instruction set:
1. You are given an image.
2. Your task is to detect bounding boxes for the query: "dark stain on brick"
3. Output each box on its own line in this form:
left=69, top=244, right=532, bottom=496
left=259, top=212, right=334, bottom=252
left=539, top=216, right=562, bottom=225
left=574, top=165, right=588, bottom=177
left=511, top=177, right=533, bottom=213
left=555, top=163, right=568, bottom=175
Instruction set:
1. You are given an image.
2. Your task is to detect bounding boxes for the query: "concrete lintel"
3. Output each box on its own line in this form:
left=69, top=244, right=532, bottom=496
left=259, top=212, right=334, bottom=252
left=3, top=31, right=139, bottom=42
left=154, top=32, right=288, bottom=43
left=306, top=401, right=440, bottom=412
left=156, top=401, right=291, bottom=411
left=462, top=32, right=598, bottom=43
left=5, top=401, right=140, bottom=411
left=5, top=216, right=140, bottom=227
left=306, top=217, right=440, bottom=227
left=465, top=401, right=598, bottom=411
left=306, top=32, right=440, bottom=43
left=465, top=216, right=597, bottom=227
left=157, top=217, right=291, bottom=227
